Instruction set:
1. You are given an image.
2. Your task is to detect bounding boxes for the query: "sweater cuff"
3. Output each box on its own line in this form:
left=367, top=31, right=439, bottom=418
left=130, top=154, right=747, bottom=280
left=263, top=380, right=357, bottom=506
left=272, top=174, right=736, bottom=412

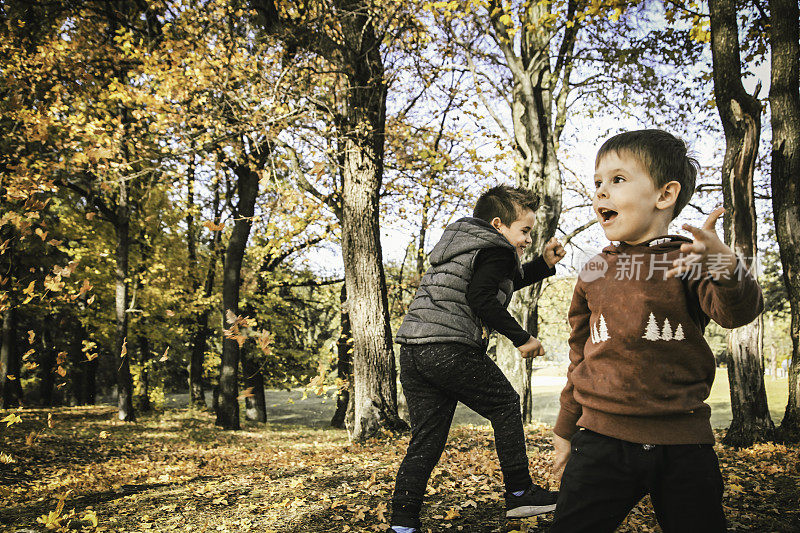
left=554, top=407, right=581, bottom=440
left=511, top=333, right=533, bottom=348
left=535, top=255, right=557, bottom=276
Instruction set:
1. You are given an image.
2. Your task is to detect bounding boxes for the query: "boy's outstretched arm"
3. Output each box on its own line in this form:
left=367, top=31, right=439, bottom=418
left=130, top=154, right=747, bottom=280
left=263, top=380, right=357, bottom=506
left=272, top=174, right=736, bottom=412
left=667, top=207, right=764, bottom=328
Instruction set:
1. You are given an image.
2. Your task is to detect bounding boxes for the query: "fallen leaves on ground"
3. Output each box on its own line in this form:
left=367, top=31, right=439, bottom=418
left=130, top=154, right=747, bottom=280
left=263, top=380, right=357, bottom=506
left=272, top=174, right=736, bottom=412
left=0, top=406, right=798, bottom=532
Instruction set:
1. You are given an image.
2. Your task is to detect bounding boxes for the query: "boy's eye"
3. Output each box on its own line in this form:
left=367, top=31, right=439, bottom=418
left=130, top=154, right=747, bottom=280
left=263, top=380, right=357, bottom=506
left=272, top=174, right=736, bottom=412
left=613, top=176, right=625, bottom=183
left=594, top=180, right=601, bottom=188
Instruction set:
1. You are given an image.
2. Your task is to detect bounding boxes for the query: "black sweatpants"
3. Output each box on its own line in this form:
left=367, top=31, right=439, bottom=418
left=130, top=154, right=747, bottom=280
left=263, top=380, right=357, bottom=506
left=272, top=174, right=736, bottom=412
left=391, top=343, right=533, bottom=528
left=551, top=429, right=726, bottom=533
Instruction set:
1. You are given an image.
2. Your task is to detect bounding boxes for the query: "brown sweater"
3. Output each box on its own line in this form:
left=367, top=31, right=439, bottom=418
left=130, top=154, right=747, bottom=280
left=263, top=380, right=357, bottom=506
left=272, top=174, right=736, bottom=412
left=554, top=236, right=764, bottom=445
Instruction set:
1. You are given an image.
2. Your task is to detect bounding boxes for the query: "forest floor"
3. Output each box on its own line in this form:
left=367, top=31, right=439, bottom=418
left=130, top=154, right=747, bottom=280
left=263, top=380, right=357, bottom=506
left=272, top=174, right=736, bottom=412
left=1, top=405, right=799, bottom=533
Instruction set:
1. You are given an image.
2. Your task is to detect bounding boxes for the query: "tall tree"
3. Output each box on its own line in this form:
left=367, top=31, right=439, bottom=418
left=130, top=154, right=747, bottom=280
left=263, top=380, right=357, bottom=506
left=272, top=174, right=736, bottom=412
left=767, top=0, right=800, bottom=441
left=709, top=0, right=773, bottom=446
left=215, top=150, right=265, bottom=430
left=252, top=0, right=408, bottom=440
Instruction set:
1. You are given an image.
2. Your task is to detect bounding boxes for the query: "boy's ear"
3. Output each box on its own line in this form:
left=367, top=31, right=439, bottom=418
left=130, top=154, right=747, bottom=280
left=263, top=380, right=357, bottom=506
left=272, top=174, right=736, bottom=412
left=656, top=181, right=681, bottom=211
left=490, top=216, right=504, bottom=230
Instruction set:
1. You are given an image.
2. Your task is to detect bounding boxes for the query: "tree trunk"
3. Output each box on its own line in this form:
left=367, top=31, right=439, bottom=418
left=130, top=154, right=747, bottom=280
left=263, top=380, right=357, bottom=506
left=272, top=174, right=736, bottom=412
left=114, top=179, right=135, bottom=421
left=186, top=153, right=211, bottom=409
left=251, top=0, right=406, bottom=439
left=338, top=18, right=407, bottom=441
left=0, top=305, right=21, bottom=409
left=137, top=335, right=151, bottom=412
left=331, top=284, right=352, bottom=428
left=216, top=165, right=260, bottom=430
left=189, top=314, right=209, bottom=408
left=85, top=355, right=97, bottom=405
left=521, top=304, right=539, bottom=423
left=39, top=321, right=56, bottom=406
left=242, top=347, right=267, bottom=423
left=69, top=322, right=86, bottom=406
left=768, top=0, right=800, bottom=441
left=709, top=0, right=773, bottom=447
left=488, top=0, right=571, bottom=420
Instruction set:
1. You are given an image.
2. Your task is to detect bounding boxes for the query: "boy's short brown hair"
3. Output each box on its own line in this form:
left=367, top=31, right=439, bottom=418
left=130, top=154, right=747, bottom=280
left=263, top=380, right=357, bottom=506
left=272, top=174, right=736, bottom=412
left=596, top=129, right=699, bottom=218
left=473, top=185, right=539, bottom=226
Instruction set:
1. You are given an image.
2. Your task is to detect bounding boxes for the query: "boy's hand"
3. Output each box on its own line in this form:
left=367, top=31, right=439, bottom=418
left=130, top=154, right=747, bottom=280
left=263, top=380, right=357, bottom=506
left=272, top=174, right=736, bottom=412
left=666, top=207, right=738, bottom=285
left=552, top=433, right=571, bottom=485
left=543, top=238, right=566, bottom=268
left=518, top=336, right=545, bottom=359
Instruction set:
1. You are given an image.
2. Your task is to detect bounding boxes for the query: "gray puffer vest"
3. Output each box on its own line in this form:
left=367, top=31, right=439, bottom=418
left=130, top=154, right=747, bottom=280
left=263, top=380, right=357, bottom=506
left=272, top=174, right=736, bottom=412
left=395, top=217, right=522, bottom=349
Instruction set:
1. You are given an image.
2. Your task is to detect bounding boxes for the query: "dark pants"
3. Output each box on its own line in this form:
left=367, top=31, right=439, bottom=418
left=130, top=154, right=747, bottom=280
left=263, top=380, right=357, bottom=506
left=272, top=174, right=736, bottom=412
left=551, top=429, right=726, bottom=533
left=391, top=343, right=533, bottom=528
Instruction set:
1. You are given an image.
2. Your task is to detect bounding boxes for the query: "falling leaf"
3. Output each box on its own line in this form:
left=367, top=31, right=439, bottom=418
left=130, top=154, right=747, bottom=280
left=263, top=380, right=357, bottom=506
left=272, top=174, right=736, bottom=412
left=1, top=413, right=22, bottom=427
left=311, top=161, right=326, bottom=176
left=47, top=413, right=55, bottom=428
left=23, top=280, right=36, bottom=296
left=99, top=431, right=109, bottom=439
left=165, top=309, right=175, bottom=317
left=78, top=279, right=93, bottom=296
left=120, top=338, right=127, bottom=359
left=238, top=387, right=254, bottom=400
left=86, top=212, right=96, bottom=220
left=27, top=330, right=35, bottom=344
left=159, top=346, right=169, bottom=362
left=204, top=221, right=225, bottom=231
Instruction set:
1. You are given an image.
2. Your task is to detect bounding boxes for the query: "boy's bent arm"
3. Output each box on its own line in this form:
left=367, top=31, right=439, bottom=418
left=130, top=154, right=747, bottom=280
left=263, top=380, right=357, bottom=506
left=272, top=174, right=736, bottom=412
left=514, top=255, right=556, bottom=290
left=553, top=281, right=591, bottom=440
left=467, top=249, right=531, bottom=346
left=692, top=256, right=764, bottom=329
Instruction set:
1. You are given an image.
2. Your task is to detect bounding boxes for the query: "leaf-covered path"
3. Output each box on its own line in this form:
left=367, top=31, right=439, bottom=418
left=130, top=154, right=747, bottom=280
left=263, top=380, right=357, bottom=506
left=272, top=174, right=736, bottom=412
left=1, top=407, right=799, bottom=532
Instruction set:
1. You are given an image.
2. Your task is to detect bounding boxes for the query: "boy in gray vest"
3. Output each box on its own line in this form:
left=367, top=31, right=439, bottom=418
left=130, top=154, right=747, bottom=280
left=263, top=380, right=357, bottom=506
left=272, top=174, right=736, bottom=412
left=390, top=185, right=565, bottom=532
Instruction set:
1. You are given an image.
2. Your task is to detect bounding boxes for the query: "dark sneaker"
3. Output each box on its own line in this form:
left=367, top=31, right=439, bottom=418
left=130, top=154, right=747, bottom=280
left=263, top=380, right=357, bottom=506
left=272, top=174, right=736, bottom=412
left=505, top=484, right=558, bottom=518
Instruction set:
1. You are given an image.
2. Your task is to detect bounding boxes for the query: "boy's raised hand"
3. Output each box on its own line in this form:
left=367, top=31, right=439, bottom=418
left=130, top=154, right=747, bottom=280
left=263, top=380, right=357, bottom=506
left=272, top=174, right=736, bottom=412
left=666, top=207, right=738, bottom=285
left=518, top=336, right=545, bottom=359
left=543, top=237, right=566, bottom=268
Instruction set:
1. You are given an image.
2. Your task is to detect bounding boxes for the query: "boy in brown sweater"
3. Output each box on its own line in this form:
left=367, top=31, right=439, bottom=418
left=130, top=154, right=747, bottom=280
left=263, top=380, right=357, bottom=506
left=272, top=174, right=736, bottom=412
left=550, top=130, right=763, bottom=532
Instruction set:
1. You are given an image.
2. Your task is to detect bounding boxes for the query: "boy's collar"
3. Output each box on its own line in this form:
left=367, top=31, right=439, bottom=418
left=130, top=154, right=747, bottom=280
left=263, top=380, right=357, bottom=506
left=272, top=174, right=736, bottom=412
left=603, top=235, right=692, bottom=254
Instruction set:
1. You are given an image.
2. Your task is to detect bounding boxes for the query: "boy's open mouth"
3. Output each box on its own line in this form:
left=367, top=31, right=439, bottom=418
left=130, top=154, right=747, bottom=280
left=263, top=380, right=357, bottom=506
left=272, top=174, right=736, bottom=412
left=599, top=208, right=618, bottom=223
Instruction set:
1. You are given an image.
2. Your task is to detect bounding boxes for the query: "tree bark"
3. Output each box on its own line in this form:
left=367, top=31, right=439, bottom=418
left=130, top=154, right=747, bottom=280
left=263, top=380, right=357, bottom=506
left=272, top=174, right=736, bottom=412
left=339, top=17, right=407, bottom=440
left=137, top=335, right=151, bottom=412
left=114, top=178, right=135, bottom=421
left=0, top=305, right=21, bottom=409
left=39, top=320, right=57, bottom=406
left=767, top=0, right=800, bottom=441
left=242, top=347, right=267, bottom=423
left=252, top=0, right=406, bottom=440
left=331, top=284, right=352, bottom=428
left=216, top=164, right=260, bottom=430
left=709, top=0, right=773, bottom=446
left=487, top=0, right=576, bottom=419
left=186, top=153, right=212, bottom=409
left=68, top=321, right=86, bottom=406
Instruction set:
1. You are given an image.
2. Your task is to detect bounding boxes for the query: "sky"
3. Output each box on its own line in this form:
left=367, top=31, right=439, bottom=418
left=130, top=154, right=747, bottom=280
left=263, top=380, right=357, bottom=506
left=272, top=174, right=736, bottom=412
left=301, top=6, right=775, bottom=281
